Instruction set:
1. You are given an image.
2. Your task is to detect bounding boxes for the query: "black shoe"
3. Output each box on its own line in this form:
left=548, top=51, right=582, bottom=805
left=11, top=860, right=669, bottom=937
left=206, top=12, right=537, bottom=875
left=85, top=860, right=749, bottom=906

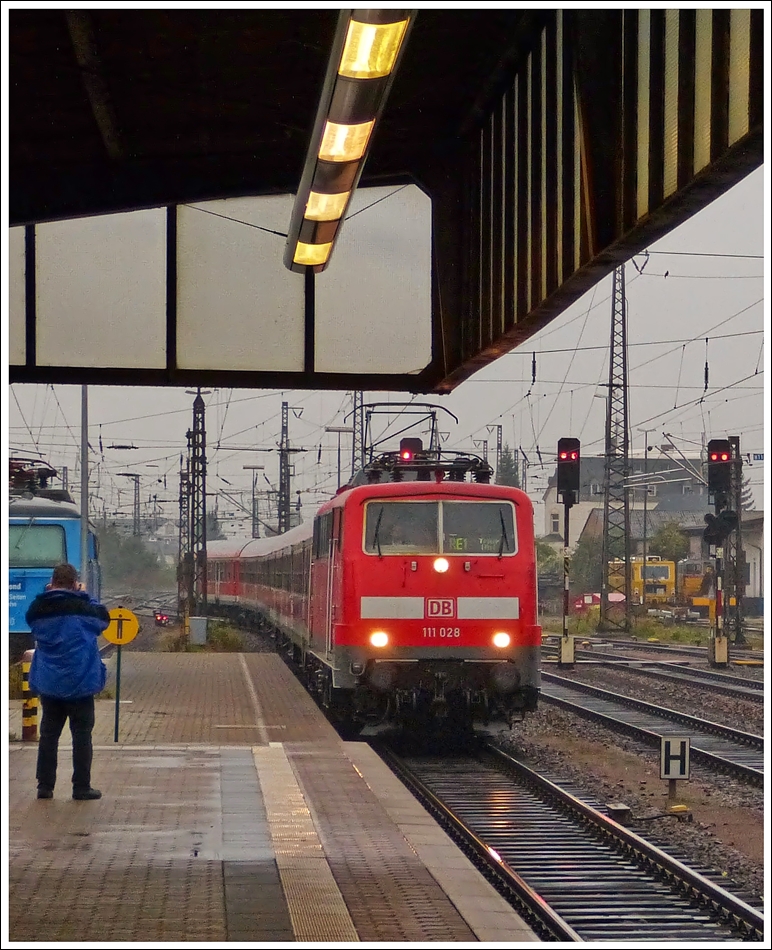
left=37, top=788, right=53, bottom=799
left=72, top=787, right=102, bottom=801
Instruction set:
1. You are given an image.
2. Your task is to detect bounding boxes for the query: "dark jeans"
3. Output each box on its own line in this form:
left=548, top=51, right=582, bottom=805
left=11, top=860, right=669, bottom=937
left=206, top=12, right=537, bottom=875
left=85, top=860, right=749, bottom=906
left=36, top=695, right=95, bottom=792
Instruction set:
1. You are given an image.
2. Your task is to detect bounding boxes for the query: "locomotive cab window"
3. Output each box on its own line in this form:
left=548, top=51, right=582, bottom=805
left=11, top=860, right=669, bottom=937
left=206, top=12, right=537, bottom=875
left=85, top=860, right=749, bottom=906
left=365, top=502, right=438, bottom=554
left=364, top=500, right=516, bottom=555
left=643, top=565, right=671, bottom=580
left=313, top=512, right=334, bottom=559
left=443, top=502, right=516, bottom=555
left=9, top=524, right=67, bottom=567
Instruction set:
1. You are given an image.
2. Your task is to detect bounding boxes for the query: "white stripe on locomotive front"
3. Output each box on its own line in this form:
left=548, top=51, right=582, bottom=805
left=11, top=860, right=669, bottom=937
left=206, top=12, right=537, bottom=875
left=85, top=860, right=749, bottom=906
left=360, top=597, right=424, bottom=619
left=360, top=596, right=519, bottom=619
left=457, top=597, right=519, bottom=619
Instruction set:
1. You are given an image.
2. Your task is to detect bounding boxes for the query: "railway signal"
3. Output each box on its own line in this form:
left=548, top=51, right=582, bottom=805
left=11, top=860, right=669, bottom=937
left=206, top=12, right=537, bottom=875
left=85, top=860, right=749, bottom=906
left=557, top=437, right=580, bottom=667
left=556, top=438, right=580, bottom=506
left=704, top=441, right=736, bottom=670
left=703, top=509, right=738, bottom=546
left=399, top=437, right=423, bottom=461
left=707, top=439, right=732, bottom=496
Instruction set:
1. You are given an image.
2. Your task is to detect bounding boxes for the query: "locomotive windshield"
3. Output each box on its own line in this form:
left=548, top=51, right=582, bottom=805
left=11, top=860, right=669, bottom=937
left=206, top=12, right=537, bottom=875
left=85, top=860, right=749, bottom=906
left=365, top=502, right=438, bottom=554
left=679, top=560, right=705, bottom=576
left=443, top=502, right=516, bottom=554
left=9, top=524, right=67, bottom=567
left=642, top=565, right=671, bottom=580
left=364, top=501, right=516, bottom=555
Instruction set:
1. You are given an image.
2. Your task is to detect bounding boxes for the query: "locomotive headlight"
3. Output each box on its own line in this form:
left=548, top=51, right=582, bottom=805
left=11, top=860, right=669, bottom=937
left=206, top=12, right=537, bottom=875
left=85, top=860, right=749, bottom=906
left=433, top=557, right=450, bottom=573
left=492, top=632, right=511, bottom=648
left=370, top=631, right=389, bottom=648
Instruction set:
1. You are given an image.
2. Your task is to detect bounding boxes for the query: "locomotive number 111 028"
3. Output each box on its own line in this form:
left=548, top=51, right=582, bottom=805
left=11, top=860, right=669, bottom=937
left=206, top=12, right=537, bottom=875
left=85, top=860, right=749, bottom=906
left=422, top=626, right=462, bottom=638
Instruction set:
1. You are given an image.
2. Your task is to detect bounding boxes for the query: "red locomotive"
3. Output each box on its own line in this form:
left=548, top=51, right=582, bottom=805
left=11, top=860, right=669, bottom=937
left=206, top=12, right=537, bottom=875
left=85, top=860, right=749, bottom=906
left=208, top=432, right=540, bottom=734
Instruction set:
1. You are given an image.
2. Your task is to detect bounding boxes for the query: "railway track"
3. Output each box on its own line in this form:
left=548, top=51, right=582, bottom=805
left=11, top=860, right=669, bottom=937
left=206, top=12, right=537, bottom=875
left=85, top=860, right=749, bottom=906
left=541, top=648, right=764, bottom=703
left=594, top=662, right=765, bottom=703
left=554, top=635, right=763, bottom=663
left=377, top=741, right=764, bottom=942
left=104, top=590, right=177, bottom=616
left=540, top=672, right=763, bottom=785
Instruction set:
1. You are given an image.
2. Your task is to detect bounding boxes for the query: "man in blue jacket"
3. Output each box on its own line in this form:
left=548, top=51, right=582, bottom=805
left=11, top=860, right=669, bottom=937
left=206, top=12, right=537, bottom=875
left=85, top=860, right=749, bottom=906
left=27, top=563, right=109, bottom=800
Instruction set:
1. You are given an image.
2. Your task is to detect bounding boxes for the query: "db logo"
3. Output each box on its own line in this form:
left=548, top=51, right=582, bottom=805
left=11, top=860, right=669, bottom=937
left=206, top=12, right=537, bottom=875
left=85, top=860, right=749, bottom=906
left=426, top=598, right=455, bottom=618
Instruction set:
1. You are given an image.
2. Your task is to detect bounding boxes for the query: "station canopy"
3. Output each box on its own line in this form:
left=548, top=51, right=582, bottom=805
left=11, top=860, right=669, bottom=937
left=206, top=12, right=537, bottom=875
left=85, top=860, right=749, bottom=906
left=8, top=9, right=763, bottom=392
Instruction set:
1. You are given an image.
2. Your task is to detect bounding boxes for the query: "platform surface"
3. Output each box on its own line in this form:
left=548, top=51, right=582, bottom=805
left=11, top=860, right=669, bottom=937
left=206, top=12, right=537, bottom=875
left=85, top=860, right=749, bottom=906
left=6, top=652, right=538, bottom=943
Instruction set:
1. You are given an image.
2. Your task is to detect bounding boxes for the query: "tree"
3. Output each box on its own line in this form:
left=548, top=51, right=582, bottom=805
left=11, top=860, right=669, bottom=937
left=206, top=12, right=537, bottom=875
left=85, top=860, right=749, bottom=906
left=495, top=443, right=520, bottom=487
left=207, top=511, right=225, bottom=541
left=535, top=538, right=561, bottom=575
left=648, top=520, right=689, bottom=563
left=569, top=533, right=604, bottom=595
left=99, top=524, right=174, bottom=590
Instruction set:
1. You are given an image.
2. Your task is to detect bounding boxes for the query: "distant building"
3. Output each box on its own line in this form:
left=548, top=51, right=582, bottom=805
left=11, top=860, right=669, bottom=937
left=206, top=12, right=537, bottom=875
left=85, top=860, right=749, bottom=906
left=740, top=511, right=764, bottom=610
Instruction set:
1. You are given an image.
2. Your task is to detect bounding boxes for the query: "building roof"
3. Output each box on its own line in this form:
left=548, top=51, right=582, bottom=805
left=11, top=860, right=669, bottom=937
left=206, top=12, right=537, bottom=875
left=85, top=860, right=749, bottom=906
left=581, top=507, right=716, bottom=542
left=580, top=506, right=763, bottom=552
left=543, top=455, right=706, bottom=502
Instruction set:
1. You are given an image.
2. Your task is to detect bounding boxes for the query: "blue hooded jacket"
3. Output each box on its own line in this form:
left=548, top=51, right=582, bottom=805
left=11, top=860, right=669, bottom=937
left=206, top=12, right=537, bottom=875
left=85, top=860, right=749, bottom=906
left=27, top=589, right=109, bottom=700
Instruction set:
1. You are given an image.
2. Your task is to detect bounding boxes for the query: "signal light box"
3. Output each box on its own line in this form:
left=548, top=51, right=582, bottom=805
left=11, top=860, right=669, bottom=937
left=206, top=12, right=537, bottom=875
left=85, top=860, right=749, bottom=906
left=707, top=439, right=732, bottom=495
left=557, top=438, right=580, bottom=502
left=399, top=437, right=423, bottom=460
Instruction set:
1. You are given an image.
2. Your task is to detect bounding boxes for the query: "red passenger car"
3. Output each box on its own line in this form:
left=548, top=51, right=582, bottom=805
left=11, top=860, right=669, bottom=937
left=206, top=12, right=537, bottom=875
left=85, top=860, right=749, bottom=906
left=209, top=442, right=540, bottom=733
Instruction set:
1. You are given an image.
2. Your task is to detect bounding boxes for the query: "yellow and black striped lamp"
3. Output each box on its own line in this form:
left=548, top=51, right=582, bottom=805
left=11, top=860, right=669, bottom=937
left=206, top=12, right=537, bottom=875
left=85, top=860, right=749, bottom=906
left=284, top=9, right=416, bottom=273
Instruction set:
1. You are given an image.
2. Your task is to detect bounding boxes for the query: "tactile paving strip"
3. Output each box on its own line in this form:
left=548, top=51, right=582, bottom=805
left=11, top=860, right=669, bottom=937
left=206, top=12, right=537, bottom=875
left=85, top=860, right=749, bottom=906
left=285, top=743, right=478, bottom=942
left=253, top=744, right=359, bottom=942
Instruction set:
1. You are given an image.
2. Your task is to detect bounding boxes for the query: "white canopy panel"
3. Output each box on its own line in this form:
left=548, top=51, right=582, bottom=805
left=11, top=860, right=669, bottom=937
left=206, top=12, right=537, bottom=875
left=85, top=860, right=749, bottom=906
left=9, top=185, right=433, bottom=386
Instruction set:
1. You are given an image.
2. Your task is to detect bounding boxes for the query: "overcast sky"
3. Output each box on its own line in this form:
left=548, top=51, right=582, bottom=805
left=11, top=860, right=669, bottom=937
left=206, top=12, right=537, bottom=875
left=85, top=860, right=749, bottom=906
left=5, top=163, right=768, bottom=531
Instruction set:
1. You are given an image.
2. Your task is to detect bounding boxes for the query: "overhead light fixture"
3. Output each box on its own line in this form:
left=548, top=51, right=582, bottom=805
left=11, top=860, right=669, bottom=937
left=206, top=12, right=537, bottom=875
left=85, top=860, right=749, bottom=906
left=284, top=9, right=416, bottom=274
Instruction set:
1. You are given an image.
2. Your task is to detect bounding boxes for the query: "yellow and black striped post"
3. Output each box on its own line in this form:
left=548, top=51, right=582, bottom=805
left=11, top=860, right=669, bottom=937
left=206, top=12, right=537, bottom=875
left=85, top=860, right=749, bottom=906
left=22, top=649, right=38, bottom=742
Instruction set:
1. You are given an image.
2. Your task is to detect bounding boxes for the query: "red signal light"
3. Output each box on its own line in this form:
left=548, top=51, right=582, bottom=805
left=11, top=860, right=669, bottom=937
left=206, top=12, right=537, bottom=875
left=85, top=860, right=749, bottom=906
left=398, top=437, right=422, bottom=462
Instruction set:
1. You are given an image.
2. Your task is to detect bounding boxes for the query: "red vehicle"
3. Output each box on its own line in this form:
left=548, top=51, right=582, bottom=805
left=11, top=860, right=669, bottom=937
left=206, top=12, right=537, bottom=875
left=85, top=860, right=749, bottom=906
left=572, top=592, right=625, bottom=615
left=208, top=441, right=540, bottom=734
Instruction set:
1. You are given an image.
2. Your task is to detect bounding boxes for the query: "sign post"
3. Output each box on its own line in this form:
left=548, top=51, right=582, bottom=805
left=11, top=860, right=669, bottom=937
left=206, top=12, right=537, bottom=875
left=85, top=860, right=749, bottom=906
left=660, top=736, right=690, bottom=810
left=103, top=607, right=139, bottom=742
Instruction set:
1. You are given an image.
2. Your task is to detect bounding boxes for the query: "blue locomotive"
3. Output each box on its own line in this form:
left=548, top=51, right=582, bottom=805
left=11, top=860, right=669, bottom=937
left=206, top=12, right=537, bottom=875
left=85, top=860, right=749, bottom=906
left=8, top=459, right=102, bottom=659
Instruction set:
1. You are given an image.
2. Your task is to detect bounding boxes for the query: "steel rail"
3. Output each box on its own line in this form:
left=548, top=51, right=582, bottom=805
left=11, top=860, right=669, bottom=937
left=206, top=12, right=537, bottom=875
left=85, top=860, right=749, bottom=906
left=375, top=742, right=581, bottom=943
left=596, top=663, right=765, bottom=702
left=542, top=647, right=765, bottom=703
left=582, top=637, right=761, bottom=659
